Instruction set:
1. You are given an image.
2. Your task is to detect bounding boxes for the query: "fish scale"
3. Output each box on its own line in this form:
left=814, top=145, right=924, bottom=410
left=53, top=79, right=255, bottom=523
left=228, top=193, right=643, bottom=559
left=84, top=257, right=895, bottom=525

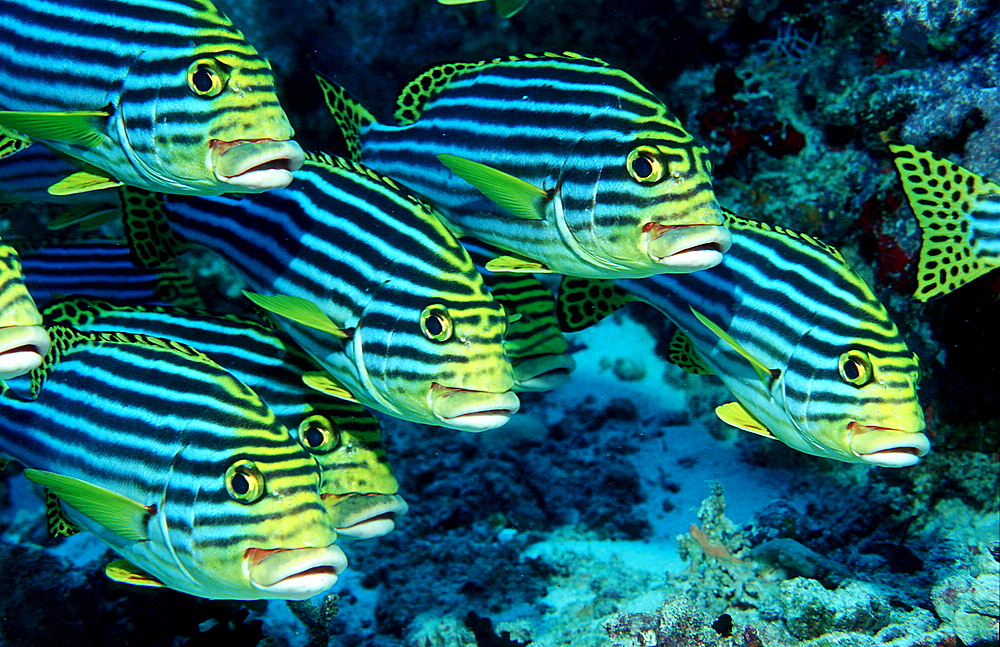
left=557, top=211, right=929, bottom=466
left=0, top=325, right=345, bottom=600
left=318, top=52, right=730, bottom=279
left=121, top=152, right=519, bottom=431
left=0, top=0, right=303, bottom=195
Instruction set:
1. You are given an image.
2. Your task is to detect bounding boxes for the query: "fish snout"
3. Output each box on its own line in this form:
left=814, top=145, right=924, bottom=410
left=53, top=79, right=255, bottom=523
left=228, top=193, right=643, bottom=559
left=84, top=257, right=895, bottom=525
left=429, top=383, right=521, bottom=431
left=847, top=422, right=931, bottom=468
left=644, top=223, right=732, bottom=273
left=0, top=325, right=52, bottom=379
left=245, top=544, right=347, bottom=599
left=211, top=139, right=305, bottom=191
left=323, top=493, right=410, bottom=539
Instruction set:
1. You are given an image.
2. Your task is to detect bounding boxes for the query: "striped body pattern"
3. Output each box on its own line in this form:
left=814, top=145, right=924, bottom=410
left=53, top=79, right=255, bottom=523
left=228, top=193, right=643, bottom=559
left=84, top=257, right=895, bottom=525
left=319, top=52, right=730, bottom=279
left=42, top=297, right=407, bottom=537
left=0, top=326, right=345, bottom=600
left=0, top=0, right=303, bottom=195
left=17, top=237, right=203, bottom=307
left=124, top=153, right=519, bottom=431
left=889, top=142, right=1000, bottom=301
left=0, top=238, right=50, bottom=378
left=560, top=212, right=928, bottom=466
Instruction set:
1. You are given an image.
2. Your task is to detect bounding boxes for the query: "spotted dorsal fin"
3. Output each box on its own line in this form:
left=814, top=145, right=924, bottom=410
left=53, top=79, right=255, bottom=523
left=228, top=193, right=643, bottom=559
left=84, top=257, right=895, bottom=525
left=556, top=277, right=634, bottom=332
left=119, top=186, right=190, bottom=268
left=313, top=74, right=378, bottom=162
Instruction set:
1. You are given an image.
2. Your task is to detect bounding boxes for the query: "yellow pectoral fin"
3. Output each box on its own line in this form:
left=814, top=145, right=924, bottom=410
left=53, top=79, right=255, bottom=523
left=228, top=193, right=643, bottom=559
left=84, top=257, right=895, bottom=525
left=690, top=307, right=779, bottom=388
left=0, top=110, right=108, bottom=148
left=494, top=0, right=529, bottom=16
left=23, top=469, right=151, bottom=542
left=437, top=154, right=548, bottom=221
left=48, top=170, right=123, bottom=196
left=47, top=206, right=121, bottom=230
left=715, top=402, right=776, bottom=438
left=485, top=254, right=552, bottom=273
left=105, top=559, right=166, bottom=588
left=303, top=371, right=360, bottom=403
left=243, top=291, right=348, bottom=339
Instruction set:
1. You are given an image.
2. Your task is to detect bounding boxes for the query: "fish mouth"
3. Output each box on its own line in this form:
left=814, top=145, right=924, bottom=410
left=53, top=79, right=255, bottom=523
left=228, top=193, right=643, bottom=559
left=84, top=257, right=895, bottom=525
left=0, top=325, right=52, bottom=380
left=245, top=544, right=347, bottom=599
left=429, top=383, right=521, bottom=432
left=847, top=422, right=931, bottom=468
left=212, top=139, right=305, bottom=191
left=323, top=493, right=410, bottom=539
left=644, top=224, right=732, bottom=273
left=512, top=354, right=577, bottom=392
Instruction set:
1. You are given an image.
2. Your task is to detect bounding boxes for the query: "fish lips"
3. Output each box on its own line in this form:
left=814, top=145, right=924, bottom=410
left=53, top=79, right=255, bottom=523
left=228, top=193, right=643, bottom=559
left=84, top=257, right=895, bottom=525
left=325, top=493, right=410, bottom=539
left=848, top=422, right=931, bottom=468
left=429, top=384, right=521, bottom=431
left=245, top=544, right=347, bottom=599
left=645, top=224, right=733, bottom=273
left=0, top=325, right=52, bottom=380
left=512, top=354, right=576, bottom=392
left=212, top=139, right=305, bottom=191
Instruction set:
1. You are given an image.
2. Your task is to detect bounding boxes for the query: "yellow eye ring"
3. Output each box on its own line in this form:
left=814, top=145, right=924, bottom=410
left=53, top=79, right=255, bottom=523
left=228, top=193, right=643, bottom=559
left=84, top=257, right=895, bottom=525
left=626, top=146, right=667, bottom=184
left=420, top=304, right=454, bottom=342
left=838, top=350, right=874, bottom=387
left=187, top=59, right=229, bottom=97
left=225, top=459, right=265, bottom=503
left=298, top=415, right=341, bottom=454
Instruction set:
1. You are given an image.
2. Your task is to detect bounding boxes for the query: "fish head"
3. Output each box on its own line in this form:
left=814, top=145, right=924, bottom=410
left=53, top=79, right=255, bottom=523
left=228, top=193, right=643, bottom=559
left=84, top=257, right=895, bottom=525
left=170, top=417, right=345, bottom=600
left=118, top=47, right=303, bottom=195
left=357, top=276, right=519, bottom=432
left=291, top=411, right=407, bottom=537
left=554, top=120, right=729, bottom=278
left=780, top=331, right=928, bottom=467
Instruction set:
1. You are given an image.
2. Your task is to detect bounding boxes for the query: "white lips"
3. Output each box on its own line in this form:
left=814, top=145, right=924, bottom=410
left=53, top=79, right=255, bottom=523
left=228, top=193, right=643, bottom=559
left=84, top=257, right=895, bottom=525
left=247, top=545, right=348, bottom=599
left=0, top=325, right=51, bottom=379
left=213, top=140, right=305, bottom=191
left=430, top=386, right=521, bottom=432
left=646, top=224, right=733, bottom=273
left=849, top=423, right=931, bottom=468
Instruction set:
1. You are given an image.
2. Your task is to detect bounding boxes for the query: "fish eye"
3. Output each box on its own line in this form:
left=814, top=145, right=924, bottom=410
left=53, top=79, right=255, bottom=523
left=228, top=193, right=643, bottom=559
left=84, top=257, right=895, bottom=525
left=626, top=146, right=667, bottom=184
left=225, top=460, right=265, bottom=503
left=298, top=415, right=341, bottom=454
left=838, top=350, right=874, bottom=387
left=187, top=59, right=229, bottom=97
left=420, top=304, right=454, bottom=342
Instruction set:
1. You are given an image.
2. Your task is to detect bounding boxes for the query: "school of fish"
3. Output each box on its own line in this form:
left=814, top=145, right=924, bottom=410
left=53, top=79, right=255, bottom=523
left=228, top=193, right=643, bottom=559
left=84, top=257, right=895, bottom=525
left=0, top=0, right=938, bottom=601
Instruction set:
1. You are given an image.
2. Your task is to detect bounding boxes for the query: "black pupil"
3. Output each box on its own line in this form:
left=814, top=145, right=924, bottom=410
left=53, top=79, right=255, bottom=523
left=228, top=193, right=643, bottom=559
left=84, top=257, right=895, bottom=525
left=425, top=314, right=444, bottom=336
left=845, top=360, right=861, bottom=380
left=231, top=471, right=250, bottom=495
left=193, top=68, right=215, bottom=93
left=632, top=155, right=654, bottom=179
left=304, top=424, right=326, bottom=448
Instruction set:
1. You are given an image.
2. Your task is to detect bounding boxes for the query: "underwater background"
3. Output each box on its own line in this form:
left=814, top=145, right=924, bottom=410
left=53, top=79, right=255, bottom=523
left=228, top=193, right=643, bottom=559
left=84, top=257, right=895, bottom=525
left=0, top=0, right=998, bottom=645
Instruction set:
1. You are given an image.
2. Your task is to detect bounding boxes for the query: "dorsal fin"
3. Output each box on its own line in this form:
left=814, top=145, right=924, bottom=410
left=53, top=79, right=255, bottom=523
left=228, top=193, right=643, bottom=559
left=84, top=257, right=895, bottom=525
left=119, top=186, right=190, bottom=268
left=555, top=276, right=633, bottom=332
left=313, top=73, right=378, bottom=162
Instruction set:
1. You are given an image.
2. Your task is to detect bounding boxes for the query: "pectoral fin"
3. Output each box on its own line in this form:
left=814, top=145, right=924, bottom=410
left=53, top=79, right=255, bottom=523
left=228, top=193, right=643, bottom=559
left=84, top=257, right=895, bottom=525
left=690, top=307, right=779, bottom=388
left=48, top=170, right=123, bottom=196
left=105, top=559, right=166, bottom=588
left=303, top=371, right=360, bottom=402
left=23, top=469, right=152, bottom=542
left=485, top=254, right=552, bottom=274
left=437, top=154, right=548, bottom=221
left=715, top=402, right=776, bottom=439
left=0, top=110, right=108, bottom=148
left=243, top=292, right=349, bottom=339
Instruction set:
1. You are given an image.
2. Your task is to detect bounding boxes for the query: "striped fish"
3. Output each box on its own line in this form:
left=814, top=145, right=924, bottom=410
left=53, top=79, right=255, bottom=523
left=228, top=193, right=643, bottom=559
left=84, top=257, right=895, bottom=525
left=0, top=238, right=50, bottom=378
left=557, top=210, right=929, bottom=467
left=463, top=240, right=575, bottom=391
left=42, top=296, right=408, bottom=539
left=15, top=236, right=204, bottom=308
left=889, top=142, right=1000, bottom=301
left=0, top=325, right=346, bottom=600
left=317, top=52, right=730, bottom=279
left=0, top=0, right=303, bottom=196
left=120, top=152, right=519, bottom=431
